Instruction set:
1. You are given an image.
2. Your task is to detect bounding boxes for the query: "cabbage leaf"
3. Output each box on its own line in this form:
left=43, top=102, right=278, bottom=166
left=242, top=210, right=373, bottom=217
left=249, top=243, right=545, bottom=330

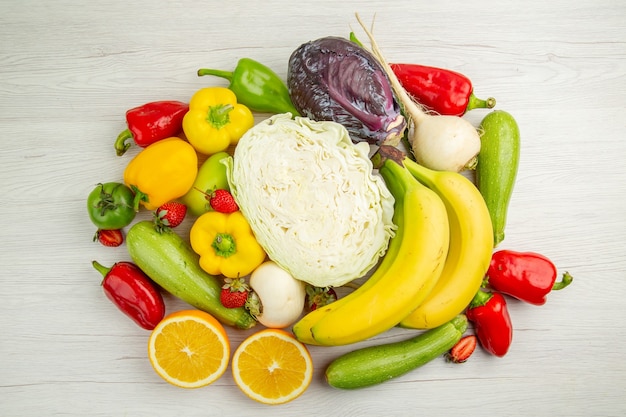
left=227, top=114, right=395, bottom=287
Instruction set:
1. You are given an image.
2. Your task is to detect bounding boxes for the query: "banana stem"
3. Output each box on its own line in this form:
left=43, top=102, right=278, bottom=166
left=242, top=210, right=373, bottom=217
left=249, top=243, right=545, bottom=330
left=371, top=145, right=405, bottom=169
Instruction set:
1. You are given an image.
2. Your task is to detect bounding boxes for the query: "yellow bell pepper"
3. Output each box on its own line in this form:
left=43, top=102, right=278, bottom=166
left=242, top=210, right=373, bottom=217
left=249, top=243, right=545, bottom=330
left=123, top=137, right=198, bottom=211
left=190, top=211, right=266, bottom=278
left=182, top=87, right=254, bottom=155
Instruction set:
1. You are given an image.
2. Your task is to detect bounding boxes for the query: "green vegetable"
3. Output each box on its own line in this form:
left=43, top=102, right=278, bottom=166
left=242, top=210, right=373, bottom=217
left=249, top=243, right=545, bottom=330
left=476, top=110, right=521, bottom=247
left=180, top=151, right=230, bottom=217
left=325, top=315, right=467, bottom=389
left=125, top=220, right=257, bottom=329
left=226, top=114, right=395, bottom=288
left=197, top=57, right=300, bottom=116
left=87, top=182, right=136, bottom=230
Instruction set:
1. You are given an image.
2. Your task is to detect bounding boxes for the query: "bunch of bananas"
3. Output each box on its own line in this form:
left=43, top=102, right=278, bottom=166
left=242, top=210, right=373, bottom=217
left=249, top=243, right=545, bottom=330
left=292, top=146, right=494, bottom=346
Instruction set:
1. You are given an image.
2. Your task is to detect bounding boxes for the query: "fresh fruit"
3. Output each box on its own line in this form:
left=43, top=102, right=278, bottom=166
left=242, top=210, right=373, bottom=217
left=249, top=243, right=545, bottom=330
left=466, top=290, right=513, bottom=357
left=114, top=100, right=189, bottom=156
left=231, top=328, right=313, bottom=405
left=93, top=229, right=124, bottom=247
left=182, top=86, right=254, bottom=156
left=287, top=36, right=406, bottom=145
left=126, top=220, right=257, bottom=329
left=93, top=260, right=165, bottom=330
left=148, top=310, right=230, bottom=388
left=209, top=189, right=239, bottom=213
left=189, top=211, right=266, bottom=279
left=446, top=334, right=477, bottom=363
left=293, top=148, right=450, bottom=346
left=305, top=285, right=337, bottom=311
left=180, top=151, right=230, bottom=217
left=476, top=110, right=521, bottom=246
left=154, top=201, right=187, bottom=232
left=227, top=114, right=396, bottom=289
left=87, top=182, right=136, bottom=230
left=325, top=315, right=467, bottom=389
left=123, top=137, right=198, bottom=211
left=485, top=249, right=573, bottom=306
left=219, top=277, right=250, bottom=308
left=398, top=153, right=494, bottom=329
left=247, top=261, right=306, bottom=329
left=197, top=57, right=302, bottom=116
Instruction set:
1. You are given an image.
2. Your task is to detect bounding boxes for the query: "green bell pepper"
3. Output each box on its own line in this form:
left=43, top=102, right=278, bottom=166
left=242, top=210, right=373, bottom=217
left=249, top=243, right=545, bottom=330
left=197, top=57, right=300, bottom=116
left=180, top=151, right=230, bottom=217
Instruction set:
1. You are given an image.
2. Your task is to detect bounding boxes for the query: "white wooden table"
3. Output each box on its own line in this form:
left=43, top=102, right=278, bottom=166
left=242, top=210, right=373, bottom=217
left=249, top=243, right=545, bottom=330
left=2, top=1, right=625, bottom=416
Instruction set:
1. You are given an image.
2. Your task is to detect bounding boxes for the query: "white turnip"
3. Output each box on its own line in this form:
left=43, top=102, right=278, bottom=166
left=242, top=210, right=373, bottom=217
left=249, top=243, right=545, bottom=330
left=355, top=14, right=481, bottom=172
left=249, top=261, right=306, bottom=329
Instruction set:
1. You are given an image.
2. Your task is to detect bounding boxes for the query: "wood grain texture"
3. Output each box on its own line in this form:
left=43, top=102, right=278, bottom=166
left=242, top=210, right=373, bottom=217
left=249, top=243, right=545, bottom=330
left=1, top=0, right=625, bottom=416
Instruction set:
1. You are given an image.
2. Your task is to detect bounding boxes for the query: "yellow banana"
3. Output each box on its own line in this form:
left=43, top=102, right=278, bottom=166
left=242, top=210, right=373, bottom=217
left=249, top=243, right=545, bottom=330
left=292, top=229, right=399, bottom=344
left=292, top=238, right=397, bottom=344
left=399, top=155, right=494, bottom=329
left=301, top=150, right=449, bottom=346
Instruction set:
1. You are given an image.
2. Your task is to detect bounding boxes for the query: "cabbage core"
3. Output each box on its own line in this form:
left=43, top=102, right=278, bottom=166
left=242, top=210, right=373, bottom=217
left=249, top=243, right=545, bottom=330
left=227, top=114, right=395, bottom=287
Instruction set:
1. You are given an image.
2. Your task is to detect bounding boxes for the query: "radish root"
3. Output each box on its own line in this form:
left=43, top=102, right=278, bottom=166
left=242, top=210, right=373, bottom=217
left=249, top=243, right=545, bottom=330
left=354, top=13, right=427, bottom=127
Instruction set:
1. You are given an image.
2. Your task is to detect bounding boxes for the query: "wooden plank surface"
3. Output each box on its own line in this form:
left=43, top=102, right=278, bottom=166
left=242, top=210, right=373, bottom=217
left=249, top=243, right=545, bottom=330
left=1, top=1, right=625, bottom=416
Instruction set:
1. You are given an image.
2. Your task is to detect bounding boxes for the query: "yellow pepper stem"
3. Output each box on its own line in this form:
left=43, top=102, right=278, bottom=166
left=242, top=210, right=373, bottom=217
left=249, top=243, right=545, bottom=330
left=212, top=233, right=236, bottom=258
left=207, top=104, right=234, bottom=129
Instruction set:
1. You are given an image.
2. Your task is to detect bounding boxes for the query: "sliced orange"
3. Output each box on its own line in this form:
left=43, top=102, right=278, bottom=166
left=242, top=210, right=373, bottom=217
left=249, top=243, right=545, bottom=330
left=148, top=309, right=230, bottom=389
left=232, top=328, right=313, bottom=405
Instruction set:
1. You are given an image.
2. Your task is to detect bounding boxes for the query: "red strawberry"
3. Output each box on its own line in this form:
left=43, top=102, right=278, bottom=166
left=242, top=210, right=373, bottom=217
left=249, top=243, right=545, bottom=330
left=219, top=277, right=250, bottom=309
left=209, top=189, right=239, bottom=213
left=445, top=335, right=477, bottom=363
left=305, top=285, right=338, bottom=311
left=154, top=202, right=187, bottom=232
left=93, top=229, right=124, bottom=247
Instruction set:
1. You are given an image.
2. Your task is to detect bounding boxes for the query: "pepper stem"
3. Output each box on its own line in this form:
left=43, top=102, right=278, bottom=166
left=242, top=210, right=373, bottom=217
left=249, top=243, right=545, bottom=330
left=114, top=129, right=133, bottom=156
left=92, top=260, right=111, bottom=284
left=466, top=93, right=496, bottom=112
left=212, top=233, right=237, bottom=258
left=469, top=288, right=493, bottom=309
left=207, top=104, right=233, bottom=129
left=552, top=271, right=573, bottom=291
left=197, top=68, right=234, bottom=81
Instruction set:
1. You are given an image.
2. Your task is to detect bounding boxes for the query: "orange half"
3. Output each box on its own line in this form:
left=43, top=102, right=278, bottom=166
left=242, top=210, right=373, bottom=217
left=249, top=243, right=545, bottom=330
left=148, top=310, right=230, bottom=388
left=232, top=329, right=313, bottom=405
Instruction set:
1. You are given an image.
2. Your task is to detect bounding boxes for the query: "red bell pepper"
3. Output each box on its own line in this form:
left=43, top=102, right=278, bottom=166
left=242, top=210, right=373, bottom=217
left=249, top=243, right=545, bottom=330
left=466, top=289, right=512, bottom=357
left=486, top=250, right=573, bottom=306
left=114, top=100, right=189, bottom=156
left=92, top=260, right=165, bottom=330
left=389, top=63, right=496, bottom=116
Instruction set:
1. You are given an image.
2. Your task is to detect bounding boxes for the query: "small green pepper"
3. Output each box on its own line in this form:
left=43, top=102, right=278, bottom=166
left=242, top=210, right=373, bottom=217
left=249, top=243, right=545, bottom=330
left=180, top=151, right=230, bottom=217
left=197, top=58, right=300, bottom=116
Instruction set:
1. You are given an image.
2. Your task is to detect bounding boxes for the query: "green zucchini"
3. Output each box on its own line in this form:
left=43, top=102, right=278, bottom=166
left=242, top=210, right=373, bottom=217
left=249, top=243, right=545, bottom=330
left=325, top=315, right=467, bottom=389
left=126, top=220, right=256, bottom=329
left=476, top=110, right=521, bottom=247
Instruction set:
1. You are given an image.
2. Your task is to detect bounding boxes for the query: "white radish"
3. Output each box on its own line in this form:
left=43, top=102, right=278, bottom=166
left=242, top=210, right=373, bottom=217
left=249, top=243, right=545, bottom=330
left=355, top=14, right=481, bottom=172
left=249, top=261, right=306, bottom=329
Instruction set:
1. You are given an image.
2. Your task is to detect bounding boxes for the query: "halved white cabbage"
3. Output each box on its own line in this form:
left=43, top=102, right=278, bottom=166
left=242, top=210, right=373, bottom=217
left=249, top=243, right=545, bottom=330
left=227, top=114, right=395, bottom=287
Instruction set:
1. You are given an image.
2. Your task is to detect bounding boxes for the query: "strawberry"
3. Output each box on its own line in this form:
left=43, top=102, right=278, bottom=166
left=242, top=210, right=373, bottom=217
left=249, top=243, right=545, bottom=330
left=93, top=229, right=124, bottom=247
left=305, top=285, right=338, bottom=311
left=445, top=335, right=477, bottom=363
left=154, top=202, right=187, bottom=232
left=220, top=277, right=250, bottom=309
left=209, top=189, right=239, bottom=213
